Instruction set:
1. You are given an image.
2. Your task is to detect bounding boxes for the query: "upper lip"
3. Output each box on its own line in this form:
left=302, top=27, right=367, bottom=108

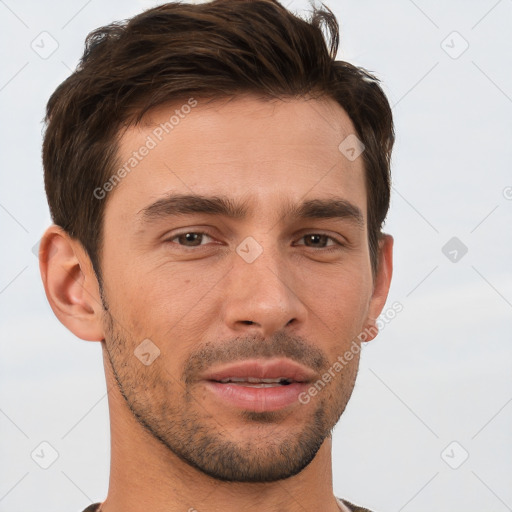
left=200, top=358, right=316, bottom=383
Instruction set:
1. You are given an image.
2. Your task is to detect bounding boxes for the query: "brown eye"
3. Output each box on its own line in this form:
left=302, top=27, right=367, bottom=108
left=301, top=234, right=335, bottom=248
left=171, top=232, right=213, bottom=246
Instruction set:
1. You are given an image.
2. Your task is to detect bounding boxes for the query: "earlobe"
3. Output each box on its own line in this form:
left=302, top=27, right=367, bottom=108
left=363, top=234, right=394, bottom=342
left=39, top=225, right=105, bottom=341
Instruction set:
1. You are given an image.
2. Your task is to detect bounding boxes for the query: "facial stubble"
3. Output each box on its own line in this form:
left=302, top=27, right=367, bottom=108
left=102, top=307, right=360, bottom=483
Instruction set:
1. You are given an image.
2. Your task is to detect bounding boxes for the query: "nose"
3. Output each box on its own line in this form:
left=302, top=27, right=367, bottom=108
left=220, top=245, right=308, bottom=338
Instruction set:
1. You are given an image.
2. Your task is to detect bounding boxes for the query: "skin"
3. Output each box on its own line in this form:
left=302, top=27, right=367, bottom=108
left=40, top=94, right=393, bottom=512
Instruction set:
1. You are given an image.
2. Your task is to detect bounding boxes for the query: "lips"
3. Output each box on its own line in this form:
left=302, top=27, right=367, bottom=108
left=199, top=358, right=316, bottom=412
left=216, top=377, right=292, bottom=387
left=200, top=358, right=316, bottom=385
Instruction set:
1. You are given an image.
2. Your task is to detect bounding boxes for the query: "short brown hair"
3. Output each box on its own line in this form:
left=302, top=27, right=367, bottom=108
left=43, top=0, right=394, bottom=282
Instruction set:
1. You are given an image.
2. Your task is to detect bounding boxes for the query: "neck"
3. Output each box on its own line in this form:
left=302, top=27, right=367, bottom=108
left=100, top=350, right=342, bottom=512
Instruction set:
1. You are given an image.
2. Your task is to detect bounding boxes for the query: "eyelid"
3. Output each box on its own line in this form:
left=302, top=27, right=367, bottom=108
left=162, top=227, right=347, bottom=248
left=293, top=231, right=346, bottom=247
left=160, top=225, right=217, bottom=239
left=169, top=231, right=213, bottom=243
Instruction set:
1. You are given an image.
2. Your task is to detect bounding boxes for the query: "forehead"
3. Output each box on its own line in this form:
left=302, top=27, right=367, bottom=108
left=108, top=95, right=367, bottom=223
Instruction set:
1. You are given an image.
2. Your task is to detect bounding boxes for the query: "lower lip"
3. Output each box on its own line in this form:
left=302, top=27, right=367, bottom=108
left=203, top=381, right=308, bottom=412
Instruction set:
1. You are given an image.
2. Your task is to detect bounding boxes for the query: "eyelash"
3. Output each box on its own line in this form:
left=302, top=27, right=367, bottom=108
left=166, top=231, right=344, bottom=249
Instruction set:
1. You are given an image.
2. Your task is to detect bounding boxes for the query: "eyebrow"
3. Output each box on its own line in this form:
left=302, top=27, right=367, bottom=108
left=137, top=193, right=364, bottom=229
left=291, top=198, right=364, bottom=228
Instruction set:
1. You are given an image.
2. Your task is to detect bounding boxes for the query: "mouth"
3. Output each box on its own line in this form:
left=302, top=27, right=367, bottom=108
left=214, top=377, right=295, bottom=387
left=199, top=358, right=315, bottom=412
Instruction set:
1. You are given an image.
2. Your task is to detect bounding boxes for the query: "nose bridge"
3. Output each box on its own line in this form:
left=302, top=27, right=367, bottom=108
left=222, top=238, right=305, bottom=336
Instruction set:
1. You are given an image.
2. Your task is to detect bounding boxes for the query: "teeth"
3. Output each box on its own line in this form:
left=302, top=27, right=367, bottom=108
left=218, top=377, right=292, bottom=384
left=241, top=383, right=282, bottom=388
left=248, top=377, right=287, bottom=383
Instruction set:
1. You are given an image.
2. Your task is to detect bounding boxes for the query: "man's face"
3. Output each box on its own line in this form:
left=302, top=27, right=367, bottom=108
left=98, top=95, right=388, bottom=482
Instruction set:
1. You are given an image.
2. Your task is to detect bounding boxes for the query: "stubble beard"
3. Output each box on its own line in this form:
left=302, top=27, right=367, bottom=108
left=102, top=308, right=359, bottom=483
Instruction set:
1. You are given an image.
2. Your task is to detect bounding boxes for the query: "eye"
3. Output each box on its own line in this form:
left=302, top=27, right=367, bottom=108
left=168, top=232, right=214, bottom=247
left=296, top=234, right=340, bottom=248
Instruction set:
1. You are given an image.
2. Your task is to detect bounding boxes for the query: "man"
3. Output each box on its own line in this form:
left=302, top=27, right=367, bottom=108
left=39, top=0, right=394, bottom=510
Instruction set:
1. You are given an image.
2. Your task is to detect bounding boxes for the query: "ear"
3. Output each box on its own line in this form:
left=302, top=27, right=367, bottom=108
left=39, top=225, right=105, bottom=341
left=363, top=234, right=393, bottom=342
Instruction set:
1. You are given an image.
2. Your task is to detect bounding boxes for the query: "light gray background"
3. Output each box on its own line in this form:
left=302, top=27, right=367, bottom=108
left=1, top=0, right=511, bottom=511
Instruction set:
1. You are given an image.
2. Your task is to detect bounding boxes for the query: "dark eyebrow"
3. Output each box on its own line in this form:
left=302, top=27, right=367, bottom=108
left=137, top=194, right=248, bottom=222
left=137, top=193, right=364, bottom=229
left=291, top=198, right=364, bottom=229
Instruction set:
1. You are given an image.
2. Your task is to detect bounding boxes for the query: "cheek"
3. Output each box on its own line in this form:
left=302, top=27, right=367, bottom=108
left=298, top=263, right=373, bottom=335
left=135, top=271, right=223, bottom=344
left=108, top=256, right=220, bottom=323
